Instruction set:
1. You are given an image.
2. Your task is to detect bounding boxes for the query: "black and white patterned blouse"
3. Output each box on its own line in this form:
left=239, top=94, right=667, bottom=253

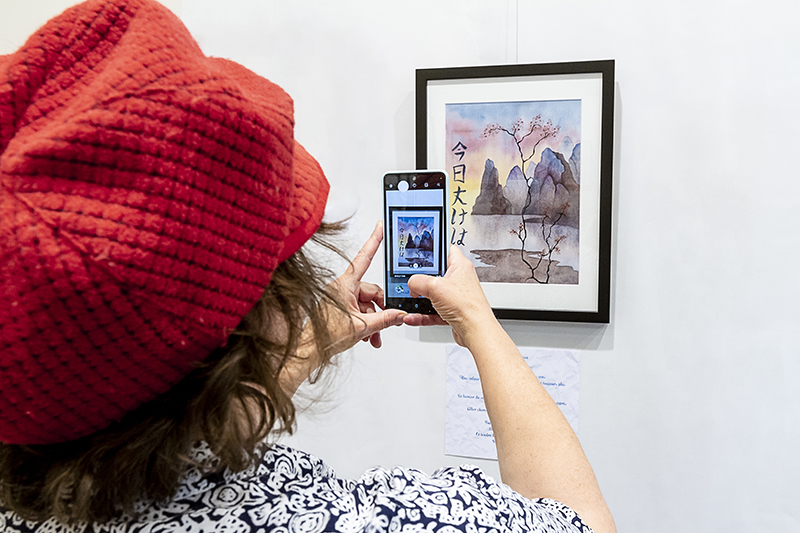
left=0, top=442, right=593, bottom=532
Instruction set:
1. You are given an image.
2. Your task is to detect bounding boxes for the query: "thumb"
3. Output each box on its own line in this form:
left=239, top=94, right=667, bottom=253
left=407, top=274, right=434, bottom=299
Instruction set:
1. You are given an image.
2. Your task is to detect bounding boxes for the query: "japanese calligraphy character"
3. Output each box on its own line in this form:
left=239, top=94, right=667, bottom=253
left=450, top=208, right=467, bottom=226
left=450, top=227, right=468, bottom=246
left=451, top=141, right=468, bottom=161
left=452, top=164, right=466, bottom=183
left=452, top=186, right=467, bottom=206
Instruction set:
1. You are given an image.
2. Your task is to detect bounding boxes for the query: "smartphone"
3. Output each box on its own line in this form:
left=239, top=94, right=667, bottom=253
left=383, top=170, right=447, bottom=314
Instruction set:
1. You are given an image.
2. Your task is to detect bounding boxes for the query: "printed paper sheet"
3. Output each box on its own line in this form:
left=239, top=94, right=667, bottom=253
left=445, top=344, right=580, bottom=460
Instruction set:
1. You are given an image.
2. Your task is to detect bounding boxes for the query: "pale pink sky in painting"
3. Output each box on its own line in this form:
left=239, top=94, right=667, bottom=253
left=445, top=100, right=581, bottom=210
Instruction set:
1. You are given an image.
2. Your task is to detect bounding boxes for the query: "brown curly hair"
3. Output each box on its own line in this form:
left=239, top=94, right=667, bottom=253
left=0, top=223, right=351, bottom=523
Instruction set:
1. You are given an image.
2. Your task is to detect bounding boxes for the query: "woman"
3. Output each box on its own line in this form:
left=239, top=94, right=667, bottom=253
left=0, top=1, right=615, bottom=531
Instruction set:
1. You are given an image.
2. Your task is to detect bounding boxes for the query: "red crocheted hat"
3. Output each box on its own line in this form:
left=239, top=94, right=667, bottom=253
left=0, top=0, right=329, bottom=444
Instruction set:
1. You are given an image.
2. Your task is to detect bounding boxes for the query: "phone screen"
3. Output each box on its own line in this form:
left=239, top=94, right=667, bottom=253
left=383, top=171, right=447, bottom=314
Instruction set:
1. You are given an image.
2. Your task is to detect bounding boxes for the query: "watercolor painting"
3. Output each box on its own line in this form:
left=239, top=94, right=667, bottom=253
left=390, top=210, right=441, bottom=275
left=446, top=99, right=581, bottom=285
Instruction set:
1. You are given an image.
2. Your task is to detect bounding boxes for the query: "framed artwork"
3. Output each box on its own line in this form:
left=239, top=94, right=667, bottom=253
left=416, top=60, right=614, bottom=323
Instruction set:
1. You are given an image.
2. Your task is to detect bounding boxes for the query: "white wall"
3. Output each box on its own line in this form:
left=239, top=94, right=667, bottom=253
left=0, top=0, right=183, bottom=51
left=3, top=1, right=799, bottom=531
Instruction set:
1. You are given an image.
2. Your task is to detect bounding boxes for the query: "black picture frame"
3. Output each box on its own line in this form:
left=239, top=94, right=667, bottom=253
left=416, top=60, right=614, bottom=323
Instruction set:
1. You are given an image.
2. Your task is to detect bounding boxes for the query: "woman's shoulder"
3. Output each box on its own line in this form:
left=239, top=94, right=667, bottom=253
left=337, top=462, right=593, bottom=533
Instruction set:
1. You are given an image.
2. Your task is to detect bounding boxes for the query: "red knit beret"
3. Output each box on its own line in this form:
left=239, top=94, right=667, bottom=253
left=0, top=0, right=329, bottom=444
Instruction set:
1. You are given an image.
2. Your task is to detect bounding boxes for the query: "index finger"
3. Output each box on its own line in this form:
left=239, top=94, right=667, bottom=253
left=358, top=282, right=386, bottom=310
left=347, top=221, right=383, bottom=279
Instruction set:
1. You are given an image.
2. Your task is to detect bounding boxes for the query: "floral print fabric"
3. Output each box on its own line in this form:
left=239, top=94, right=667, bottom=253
left=0, top=443, right=593, bottom=532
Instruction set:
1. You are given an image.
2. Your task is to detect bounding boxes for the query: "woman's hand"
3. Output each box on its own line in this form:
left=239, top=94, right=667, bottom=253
left=403, top=246, right=497, bottom=348
left=282, top=222, right=405, bottom=394
left=326, top=221, right=406, bottom=352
